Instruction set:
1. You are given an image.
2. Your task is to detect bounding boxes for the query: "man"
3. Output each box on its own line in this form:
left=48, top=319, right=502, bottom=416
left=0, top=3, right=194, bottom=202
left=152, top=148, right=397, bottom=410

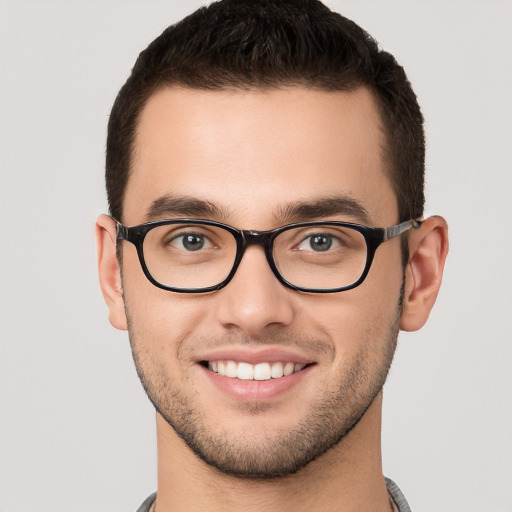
left=96, top=0, right=448, bottom=510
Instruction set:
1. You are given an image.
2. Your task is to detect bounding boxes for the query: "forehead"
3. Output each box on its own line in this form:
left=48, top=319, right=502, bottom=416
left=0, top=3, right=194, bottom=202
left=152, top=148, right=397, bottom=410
left=125, top=86, right=397, bottom=226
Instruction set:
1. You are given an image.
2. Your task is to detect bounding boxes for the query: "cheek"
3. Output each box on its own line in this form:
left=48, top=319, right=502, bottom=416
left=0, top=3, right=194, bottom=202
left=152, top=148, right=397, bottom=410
left=298, top=251, right=403, bottom=356
left=121, top=248, right=207, bottom=353
left=362, top=239, right=405, bottom=305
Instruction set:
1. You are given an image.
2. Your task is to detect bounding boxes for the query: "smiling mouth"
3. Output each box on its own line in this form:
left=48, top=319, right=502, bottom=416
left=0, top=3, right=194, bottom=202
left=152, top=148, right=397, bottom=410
left=201, top=360, right=313, bottom=381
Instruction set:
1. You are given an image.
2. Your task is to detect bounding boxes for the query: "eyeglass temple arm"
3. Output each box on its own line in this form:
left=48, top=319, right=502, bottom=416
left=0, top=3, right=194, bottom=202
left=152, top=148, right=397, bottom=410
left=115, top=221, right=130, bottom=242
left=383, top=219, right=422, bottom=241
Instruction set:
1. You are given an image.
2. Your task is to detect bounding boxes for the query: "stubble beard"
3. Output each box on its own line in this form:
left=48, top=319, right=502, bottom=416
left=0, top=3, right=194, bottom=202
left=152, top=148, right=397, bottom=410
left=125, top=294, right=402, bottom=480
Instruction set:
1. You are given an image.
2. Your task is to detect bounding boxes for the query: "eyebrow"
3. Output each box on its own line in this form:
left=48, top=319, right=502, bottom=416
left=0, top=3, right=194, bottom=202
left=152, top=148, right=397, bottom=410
left=276, top=196, right=372, bottom=225
left=144, top=195, right=229, bottom=222
left=144, top=194, right=372, bottom=225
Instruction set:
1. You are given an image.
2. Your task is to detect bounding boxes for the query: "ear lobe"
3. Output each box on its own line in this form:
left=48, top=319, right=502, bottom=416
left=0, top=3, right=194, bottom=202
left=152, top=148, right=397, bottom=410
left=400, top=215, right=449, bottom=332
left=95, top=214, right=128, bottom=331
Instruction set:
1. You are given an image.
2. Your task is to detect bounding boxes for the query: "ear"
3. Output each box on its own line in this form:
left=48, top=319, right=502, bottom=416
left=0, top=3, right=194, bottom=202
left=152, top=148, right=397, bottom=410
left=95, top=214, right=128, bottom=331
left=400, top=215, right=449, bottom=332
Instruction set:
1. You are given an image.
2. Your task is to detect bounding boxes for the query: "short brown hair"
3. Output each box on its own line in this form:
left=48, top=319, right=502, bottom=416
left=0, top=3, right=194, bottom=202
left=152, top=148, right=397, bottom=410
left=106, top=0, right=425, bottom=224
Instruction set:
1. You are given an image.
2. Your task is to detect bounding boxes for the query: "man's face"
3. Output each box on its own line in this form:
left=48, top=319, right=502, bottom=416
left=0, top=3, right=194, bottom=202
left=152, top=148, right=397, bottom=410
left=119, top=86, right=404, bottom=477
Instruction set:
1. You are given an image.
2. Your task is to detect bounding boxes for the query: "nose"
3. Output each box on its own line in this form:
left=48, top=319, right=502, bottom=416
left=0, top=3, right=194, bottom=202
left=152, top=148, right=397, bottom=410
left=214, top=245, right=295, bottom=337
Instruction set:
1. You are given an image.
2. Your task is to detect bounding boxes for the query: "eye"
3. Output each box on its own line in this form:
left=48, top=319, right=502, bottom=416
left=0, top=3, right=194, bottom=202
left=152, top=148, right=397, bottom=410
left=297, top=233, right=340, bottom=252
left=169, top=232, right=211, bottom=251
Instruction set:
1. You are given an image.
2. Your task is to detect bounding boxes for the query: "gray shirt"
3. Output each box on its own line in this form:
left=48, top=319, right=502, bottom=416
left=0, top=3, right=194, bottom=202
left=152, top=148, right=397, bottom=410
left=136, top=477, right=412, bottom=511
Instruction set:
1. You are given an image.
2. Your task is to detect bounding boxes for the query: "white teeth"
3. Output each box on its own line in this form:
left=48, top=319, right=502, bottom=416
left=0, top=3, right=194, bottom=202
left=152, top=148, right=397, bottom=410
left=208, top=360, right=308, bottom=380
left=226, top=360, right=238, bottom=378
left=237, top=362, right=254, bottom=380
left=283, top=362, right=295, bottom=376
left=271, top=362, right=284, bottom=378
left=254, top=362, right=271, bottom=381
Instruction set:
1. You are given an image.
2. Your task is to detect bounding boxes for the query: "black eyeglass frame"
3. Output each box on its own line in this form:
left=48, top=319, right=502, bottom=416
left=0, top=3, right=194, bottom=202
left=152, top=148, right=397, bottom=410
left=116, top=218, right=421, bottom=294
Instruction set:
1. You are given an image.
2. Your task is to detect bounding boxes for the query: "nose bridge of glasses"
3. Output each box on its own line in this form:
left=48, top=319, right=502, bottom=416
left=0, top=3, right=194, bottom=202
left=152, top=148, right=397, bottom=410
left=242, top=229, right=273, bottom=245
left=237, top=229, right=277, bottom=271
left=240, top=229, right=276, bottom=258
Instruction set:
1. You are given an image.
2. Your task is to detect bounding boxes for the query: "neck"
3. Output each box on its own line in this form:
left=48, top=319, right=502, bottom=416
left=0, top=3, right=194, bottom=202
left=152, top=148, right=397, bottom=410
left=153, top=393, right=391, bottom=512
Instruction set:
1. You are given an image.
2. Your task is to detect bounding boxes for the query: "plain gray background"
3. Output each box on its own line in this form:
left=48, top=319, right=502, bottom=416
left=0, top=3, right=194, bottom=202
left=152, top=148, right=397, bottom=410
left=1, top=1, right=511, bottom=511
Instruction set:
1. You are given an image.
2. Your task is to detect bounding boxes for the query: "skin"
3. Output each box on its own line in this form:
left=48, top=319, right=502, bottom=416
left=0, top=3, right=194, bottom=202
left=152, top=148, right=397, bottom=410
left=96, top=86, right=448, bottom=511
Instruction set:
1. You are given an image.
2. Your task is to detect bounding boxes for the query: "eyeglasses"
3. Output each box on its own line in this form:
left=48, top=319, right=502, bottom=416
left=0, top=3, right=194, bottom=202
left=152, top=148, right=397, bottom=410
left=116, top=218, right=420, bottom=293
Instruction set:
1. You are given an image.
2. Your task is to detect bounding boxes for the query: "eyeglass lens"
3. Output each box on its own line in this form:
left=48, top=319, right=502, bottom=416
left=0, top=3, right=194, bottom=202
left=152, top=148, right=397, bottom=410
left=142, top=222, right=368, bottom=291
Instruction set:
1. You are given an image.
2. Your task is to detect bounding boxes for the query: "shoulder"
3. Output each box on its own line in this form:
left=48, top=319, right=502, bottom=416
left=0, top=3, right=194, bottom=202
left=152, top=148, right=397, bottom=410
left=136, top=492, right=156, bottom=512
left=385, top=478, right=412, bottom=512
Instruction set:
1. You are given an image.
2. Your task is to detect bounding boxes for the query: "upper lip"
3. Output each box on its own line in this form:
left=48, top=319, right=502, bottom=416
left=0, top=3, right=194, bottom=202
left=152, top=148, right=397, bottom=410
left=197, top=347, right=315, bottom=365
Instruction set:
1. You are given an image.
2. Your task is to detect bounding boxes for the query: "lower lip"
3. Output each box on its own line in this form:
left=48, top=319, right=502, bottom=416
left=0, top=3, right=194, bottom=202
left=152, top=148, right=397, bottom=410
left=200, top=364, right=315, bottom=402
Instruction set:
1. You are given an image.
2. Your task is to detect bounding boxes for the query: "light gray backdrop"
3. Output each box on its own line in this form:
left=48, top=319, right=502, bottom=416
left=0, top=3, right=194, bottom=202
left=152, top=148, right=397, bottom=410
left=0, top=1, right=511, bottom=511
